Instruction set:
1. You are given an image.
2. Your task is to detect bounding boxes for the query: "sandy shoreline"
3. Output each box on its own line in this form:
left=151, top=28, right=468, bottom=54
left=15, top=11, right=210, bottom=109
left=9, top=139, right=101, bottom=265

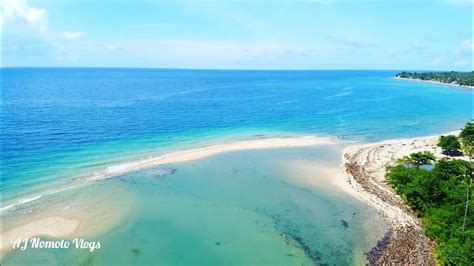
left=0, top=136, right=335, bottom=213
left=1, top=132, right=463, bottom=263
left=395, top=76, right=474, bottom=89
left=0, top=136, right=336, bottom=257
left=89, top=136, right=336, bottom=181
left=1, top=217, right=79, bottom=257
left=339, top=131, right=465, bottom=264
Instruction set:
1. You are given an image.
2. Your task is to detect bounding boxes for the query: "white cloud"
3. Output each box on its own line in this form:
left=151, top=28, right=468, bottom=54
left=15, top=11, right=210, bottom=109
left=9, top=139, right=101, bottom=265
left=452, top=40, right=473, bottom=70
left=104, top=44, right=118, bottom=51
left=387, top=48, right=396, bottom=56
left=443, top=0, right=472, bottom=7
left=452, top=39, right=473, bottom=56
left=452, top=59, right=471, bottom=68
left=306, top=0, right=330, bottom=5
left=1, top=0, right=87, bottom=65
left=459, top=39, right=473, bottom=52
left=63, top=31, right=84, bottom=40
left=1, top=0, right=48, bottom=32
left=412, top=40, right=427, bottom=50
left=343, top=37, right=376, bottom=48
left=326, top=33, right=377, bottom=49
left=430, top=56, right=443, bottom=67
left=92, top=39, right=296, bottom=68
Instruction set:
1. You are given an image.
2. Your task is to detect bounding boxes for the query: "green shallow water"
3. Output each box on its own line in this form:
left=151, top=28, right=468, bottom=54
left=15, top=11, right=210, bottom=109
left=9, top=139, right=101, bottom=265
left=2, top=145, right=388, bottom=265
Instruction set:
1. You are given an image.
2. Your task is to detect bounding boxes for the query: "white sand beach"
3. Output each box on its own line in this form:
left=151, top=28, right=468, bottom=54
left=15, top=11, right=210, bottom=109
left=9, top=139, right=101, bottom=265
left=89, top=136, right=336, bottom=181
left=0, top=217, right=79, bottom=257
left=338, top=131, right=464, bottom=264
left=339, top=131, right=464, bottom=226
left=395, top=77, right=474, bottom=89
left=1, top=136, right=336, bottom=257
left=0, top=132, right=464, bottom=262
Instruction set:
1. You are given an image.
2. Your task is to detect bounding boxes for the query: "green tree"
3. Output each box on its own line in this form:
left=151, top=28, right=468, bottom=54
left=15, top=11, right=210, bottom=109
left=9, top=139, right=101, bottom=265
left=437, top=135, right=461, bottom=156
left=395, top=71, right=474, bottom=86
left=407, top=151, right=436, bottom=167
left=434, top=158, right=471, bottom=181
left=460, top=121, right=474, bottom=160
left=386, top=154, right=473, bottom=264
left=459, top=121, right=474, bottom=232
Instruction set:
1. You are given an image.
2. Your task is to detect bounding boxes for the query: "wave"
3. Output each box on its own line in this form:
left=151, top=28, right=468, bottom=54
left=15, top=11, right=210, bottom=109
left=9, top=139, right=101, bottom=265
left=325, top=87, right=353, bottom=100
left=2, top=136, right=336, bottom=213
left=0, top=195, right=43, bottom=212
left=0, top=183, right=85, bottom=213
left=357, top=97, right=394, bottom=102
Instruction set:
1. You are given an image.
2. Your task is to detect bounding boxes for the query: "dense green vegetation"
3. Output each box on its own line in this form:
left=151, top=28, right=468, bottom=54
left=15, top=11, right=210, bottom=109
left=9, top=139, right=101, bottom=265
left=438, top=135, right=462, bottom=156
left=396, top=71, right=474, bottom=86
left=460, top=122, right=474, bottom=158
left=399, top=151, right=436, bottom=168
left=386, top=122, right=473, bottom=264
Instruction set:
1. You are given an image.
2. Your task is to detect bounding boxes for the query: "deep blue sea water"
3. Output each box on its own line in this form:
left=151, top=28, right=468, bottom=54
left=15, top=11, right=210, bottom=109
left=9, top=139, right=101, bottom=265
left=2, top=68, right=472, bottom=265
left=1, top=68, right=473, bottom=199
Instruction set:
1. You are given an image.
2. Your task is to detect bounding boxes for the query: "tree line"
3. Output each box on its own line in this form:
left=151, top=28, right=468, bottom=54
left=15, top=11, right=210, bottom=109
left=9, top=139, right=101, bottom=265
left=387, top=121, right=473, bottom=265
left=396, top=71, right=474, bottom=86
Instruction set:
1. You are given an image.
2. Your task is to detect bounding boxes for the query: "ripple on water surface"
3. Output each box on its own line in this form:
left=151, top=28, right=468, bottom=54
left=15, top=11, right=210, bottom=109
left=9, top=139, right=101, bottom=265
left=2, top=146, right=388, bottom=265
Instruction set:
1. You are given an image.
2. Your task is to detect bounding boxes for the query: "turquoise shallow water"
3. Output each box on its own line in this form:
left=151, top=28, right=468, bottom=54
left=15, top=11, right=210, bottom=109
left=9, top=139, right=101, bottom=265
left=2, top=69, right=473, bottom=199
left=2, top=146, right=387, bottom=265
left=1, top=69, right=472, bottom=265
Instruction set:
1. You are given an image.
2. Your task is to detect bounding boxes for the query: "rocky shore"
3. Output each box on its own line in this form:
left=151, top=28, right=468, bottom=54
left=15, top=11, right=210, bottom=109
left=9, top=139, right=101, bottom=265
left=340, top=132, right=464, bottom=265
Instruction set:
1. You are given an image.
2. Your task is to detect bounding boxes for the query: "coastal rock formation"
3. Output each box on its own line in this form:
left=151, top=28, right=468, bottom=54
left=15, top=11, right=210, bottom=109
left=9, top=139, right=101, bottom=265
left=340, top=133, right=464, bottom=265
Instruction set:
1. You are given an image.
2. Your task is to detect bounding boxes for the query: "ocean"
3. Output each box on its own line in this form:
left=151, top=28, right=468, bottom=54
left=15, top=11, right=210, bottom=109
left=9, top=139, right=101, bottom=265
left=1, top=68, right=472, bottom=264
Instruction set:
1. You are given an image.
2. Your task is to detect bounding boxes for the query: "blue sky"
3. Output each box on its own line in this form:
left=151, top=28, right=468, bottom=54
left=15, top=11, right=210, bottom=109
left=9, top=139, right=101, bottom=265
left=1, top=0, right=472, bottom=70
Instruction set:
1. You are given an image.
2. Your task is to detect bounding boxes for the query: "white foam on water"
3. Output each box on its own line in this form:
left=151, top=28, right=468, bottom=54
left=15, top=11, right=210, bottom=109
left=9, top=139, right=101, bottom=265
left=0, top=195, right=43, bottom=212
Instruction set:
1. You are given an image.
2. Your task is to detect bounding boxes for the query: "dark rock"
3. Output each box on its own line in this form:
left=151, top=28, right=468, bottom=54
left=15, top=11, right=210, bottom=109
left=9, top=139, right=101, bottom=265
left=147, top=167, right=177, bottom=179
left=282, top=231, right=322, bottom=263
left=340, top=220, right=349, bottom=228
left=366, top=229, right=392, bottom=265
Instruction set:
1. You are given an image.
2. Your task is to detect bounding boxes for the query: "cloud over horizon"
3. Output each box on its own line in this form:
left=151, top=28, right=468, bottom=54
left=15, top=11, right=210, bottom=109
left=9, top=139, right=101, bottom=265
left=1, top=0, right=472, bottom=70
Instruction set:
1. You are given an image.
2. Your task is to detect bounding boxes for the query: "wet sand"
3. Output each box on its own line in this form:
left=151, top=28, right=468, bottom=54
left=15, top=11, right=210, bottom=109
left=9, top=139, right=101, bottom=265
left=1, top=137, right=336, bottom=258
left=395, top=77, right=474, bottom=89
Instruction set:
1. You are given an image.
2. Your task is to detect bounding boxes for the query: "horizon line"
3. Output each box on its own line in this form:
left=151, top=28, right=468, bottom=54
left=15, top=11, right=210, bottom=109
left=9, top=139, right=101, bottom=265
left=1, top=66, right=472, bottom=72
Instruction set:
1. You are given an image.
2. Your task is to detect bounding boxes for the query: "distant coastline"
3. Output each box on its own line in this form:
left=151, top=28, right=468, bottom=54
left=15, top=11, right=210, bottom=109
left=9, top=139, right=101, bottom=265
left=394, top=71, right=474, bottom=89
left=395, top=77, right=474, bottom=89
